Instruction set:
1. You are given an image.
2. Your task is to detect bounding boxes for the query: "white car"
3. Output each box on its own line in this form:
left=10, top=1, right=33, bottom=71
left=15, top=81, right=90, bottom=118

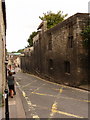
left=11, top=69, right=16, bottom=74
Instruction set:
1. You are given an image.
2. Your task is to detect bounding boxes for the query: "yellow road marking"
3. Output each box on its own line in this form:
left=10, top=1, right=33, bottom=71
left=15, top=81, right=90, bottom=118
left=50, top=100, right=84, bottom=118
left=60, top=87, right=63, bottom=93
left=50, top=87, right=63, bottom=117
left=20, top=89, right=40, bottom=118
left=22, top=91, right=26, bottom=97
left=16, top=76, right=87, bottom=118
left=50, top=102, right=57, bottom=117
left=32, top=92, right=56, bottom=97
left=52, top=103, right=57, bottom=110
left=52, top=88, right=60, bottom=91
left=59, top=95, right=90, bottom=103
left=16, top=81, right=40, bottom=118
left=27, top=73, right=88, bottom=93
left=53, top=109, right=84, bottom=118
left=27, top=101, right=32, bottom=106
left=50, top=102, right=84, bottom=118
left=32, top=115, right=39, bottom=118
left=22, top=80, right=37, bottom=88
left=32, top=92, right=90, bottom=103
left=16, top=81, right=20, bottom=86
left=28, top=74, right=62, bottom=86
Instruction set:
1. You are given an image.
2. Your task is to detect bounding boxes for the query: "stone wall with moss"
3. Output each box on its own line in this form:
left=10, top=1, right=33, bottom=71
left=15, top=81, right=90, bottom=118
left=21, top=13, right=90, bottom=86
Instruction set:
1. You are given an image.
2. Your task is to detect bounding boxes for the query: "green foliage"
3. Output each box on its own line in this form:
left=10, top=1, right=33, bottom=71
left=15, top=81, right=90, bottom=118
left=27, top=31, right=38, bottom=46
left=17, top=49, right=24, bottom=53
left=11, top=51, right=17, bottom=53
left=39, top=11, right=68, bottom=29
left=27, top=11, right=67, bottom=45
left=81, top=26, right=90, bottom=48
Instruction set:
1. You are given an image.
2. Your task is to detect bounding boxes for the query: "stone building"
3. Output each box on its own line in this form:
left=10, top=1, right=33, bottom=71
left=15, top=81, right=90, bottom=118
left=0, top=0, right=6, bottom=94
left=20, top=47, right=34, bottom=73
left=21, top=13, right=90, bottom=86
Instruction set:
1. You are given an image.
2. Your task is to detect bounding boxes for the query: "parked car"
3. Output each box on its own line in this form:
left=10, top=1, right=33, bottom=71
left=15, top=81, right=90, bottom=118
left=11, top=69, right=16, bottom=74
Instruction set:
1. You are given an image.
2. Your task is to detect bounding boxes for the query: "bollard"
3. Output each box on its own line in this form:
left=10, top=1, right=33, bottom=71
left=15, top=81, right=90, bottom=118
left=4, top=89, right=9, bottom=120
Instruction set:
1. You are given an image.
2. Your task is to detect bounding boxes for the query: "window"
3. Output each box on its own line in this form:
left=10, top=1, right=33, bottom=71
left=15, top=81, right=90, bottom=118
left=68, top=36, right=73, bottom=48
left=48, top=59, right=53, bottom=73
left=68, top=22, right=73, bottom=36
left=49, top=59, right=53, bottom=68
left=64, top=61, right=70, bottom=73
left=48, top=33, right=52, bottom=50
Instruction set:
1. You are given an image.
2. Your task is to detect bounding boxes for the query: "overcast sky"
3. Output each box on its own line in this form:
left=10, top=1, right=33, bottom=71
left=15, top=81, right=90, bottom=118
left=6, top=0, right=89, bottom=52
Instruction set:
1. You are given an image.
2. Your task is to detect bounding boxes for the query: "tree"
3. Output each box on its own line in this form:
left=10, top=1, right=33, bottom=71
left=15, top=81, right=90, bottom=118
left=17, top=49, right=24, bottom=53
left=81, top=26, right=90, bottom=48
left=27, top=31, right=38, bottom=46
left=39, top=11, right=68, bottom=29
left=81, top=25, right=90, bottom=83
left=27, top=11, right=67, bottom=46
left=11, top=51, right=17, bottom=53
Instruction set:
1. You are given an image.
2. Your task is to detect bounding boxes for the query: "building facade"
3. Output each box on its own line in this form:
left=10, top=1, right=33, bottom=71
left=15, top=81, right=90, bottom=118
left=21, top=13, right=90, bottom=86
left=0, top=0, right=6, bottom=94
left=7, top=53, right=22, bottom=71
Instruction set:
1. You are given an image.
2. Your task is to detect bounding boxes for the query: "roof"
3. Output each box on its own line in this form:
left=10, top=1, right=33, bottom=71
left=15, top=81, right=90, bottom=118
left=37, top=22, right=43, bottom=30
left=46, top=13, right=90, bottom=33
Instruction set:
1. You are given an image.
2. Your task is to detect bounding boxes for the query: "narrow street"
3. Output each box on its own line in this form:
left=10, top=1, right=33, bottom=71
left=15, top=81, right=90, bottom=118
left=14, top=72, right=89, bottom=118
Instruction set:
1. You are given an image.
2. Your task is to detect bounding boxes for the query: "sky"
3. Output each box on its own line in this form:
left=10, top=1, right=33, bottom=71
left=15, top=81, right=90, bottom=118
left=6, top=0, right=89, bottom=52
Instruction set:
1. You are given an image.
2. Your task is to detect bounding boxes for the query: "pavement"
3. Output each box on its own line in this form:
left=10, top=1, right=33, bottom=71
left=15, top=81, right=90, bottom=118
left=8, top=88, right=26, bottom=119
left=0, top=68, right=89, bottom=119
left=0, top=93, right=4, bottom=119
left=0, top=87, right=26, bottom=119
left=76, top=84, right=90, bottom=91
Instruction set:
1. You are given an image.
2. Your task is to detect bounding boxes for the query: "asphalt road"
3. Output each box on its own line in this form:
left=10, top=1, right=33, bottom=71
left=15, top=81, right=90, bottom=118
left=14, top=72, right=89, bottom=119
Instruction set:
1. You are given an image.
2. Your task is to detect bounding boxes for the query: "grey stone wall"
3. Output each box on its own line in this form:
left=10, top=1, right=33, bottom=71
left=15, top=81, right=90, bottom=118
left=39, top=13, right=89, bottom=86
left=0, top=0, right=6, bottom=93
left=21, top=13, right=90, bottom=86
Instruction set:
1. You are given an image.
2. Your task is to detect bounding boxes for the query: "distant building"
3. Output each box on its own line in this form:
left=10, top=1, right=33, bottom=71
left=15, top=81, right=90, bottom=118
left=88, top=1, right=90, bottom=13
left=7, top=53, right=22, bottom=70
left=24, top=47, right=34, bottom=56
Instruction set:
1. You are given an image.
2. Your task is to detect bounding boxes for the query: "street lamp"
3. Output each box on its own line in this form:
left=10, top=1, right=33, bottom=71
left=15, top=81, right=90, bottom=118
left=4, top=60, right=9, bottom=120
left=4, top=89, right=9, bottom=120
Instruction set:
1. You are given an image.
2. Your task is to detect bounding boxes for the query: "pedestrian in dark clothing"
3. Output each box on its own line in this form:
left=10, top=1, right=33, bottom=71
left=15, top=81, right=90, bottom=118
left=7, top=71, right=15, bottom=98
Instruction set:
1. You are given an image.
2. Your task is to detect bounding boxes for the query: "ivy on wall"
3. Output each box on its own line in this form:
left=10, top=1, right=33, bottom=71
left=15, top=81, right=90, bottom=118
left=81, top=26, right=90, bottom=48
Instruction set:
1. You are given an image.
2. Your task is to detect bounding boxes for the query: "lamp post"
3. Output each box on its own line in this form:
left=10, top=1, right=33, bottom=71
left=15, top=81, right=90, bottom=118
left=4, top=60, right=9, bottom=120
left=4, top=89, right=9, bottom=120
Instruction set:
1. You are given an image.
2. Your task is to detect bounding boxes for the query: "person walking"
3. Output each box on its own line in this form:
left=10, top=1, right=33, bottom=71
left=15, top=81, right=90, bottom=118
left=7, top=71, right=15, bottom=98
